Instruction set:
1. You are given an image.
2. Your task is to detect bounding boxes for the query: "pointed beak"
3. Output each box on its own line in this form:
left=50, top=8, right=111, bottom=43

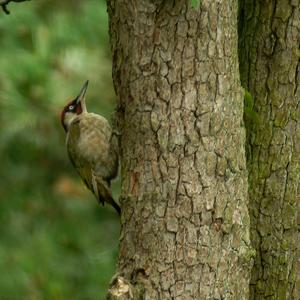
left=76, top=80, right=89, bottom=106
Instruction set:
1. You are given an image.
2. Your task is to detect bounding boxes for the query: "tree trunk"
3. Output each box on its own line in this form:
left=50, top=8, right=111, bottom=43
left=239, top=0, right=300, bottom=299
left=107, top=1, right=252, bottom=299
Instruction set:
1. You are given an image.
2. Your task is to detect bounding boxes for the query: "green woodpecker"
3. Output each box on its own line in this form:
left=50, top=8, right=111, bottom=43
left=61, top=81, right=120, bottom=215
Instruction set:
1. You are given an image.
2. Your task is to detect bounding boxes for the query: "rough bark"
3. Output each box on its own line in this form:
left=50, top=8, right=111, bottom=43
left=239, top=0, right=300, bottom=299
left=107, top=1, right=252, bottom=299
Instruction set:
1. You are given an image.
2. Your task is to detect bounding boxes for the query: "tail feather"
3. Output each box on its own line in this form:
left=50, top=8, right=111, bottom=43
left=105, top=194, right=121, bottom=215
left=92, top=173, right=121, bottom=215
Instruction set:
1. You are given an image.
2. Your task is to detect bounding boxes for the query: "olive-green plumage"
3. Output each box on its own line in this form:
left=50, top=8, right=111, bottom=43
left=61, top=81, right=120, bottom=215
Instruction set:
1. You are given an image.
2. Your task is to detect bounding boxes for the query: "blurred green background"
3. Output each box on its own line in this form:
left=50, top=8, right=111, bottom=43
left=0, top=1, right=120, bottom=299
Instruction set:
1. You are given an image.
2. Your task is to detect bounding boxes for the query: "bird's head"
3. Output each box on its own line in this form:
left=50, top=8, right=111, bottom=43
left=61, top=80, right=89, bottom=132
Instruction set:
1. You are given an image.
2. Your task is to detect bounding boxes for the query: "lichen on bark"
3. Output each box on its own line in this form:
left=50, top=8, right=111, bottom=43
left=239, top=0, right=300, bottom=298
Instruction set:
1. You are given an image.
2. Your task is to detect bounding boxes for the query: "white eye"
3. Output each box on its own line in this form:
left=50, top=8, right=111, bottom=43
left=69, top=105, right=74, bottom=110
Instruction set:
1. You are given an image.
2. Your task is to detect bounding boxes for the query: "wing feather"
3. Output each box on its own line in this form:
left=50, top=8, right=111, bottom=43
left=67, top=118, right=93, bottom=192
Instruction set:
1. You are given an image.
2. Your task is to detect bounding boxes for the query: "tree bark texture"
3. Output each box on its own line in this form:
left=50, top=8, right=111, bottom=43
left=107, top=1, right=252, bottom=299
left=239, top=1, right=300, bottom=299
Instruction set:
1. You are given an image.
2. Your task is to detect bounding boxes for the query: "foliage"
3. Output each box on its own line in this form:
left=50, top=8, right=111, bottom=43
left=244, top=89, right=259, bottom=124
left=190, top=0, right=201, bottom=9
left=0, top=0, right=119, bottom=299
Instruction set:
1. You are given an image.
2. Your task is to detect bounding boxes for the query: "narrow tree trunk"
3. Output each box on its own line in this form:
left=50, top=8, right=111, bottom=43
left=239, top=1, right=300, bottom=299
left=107, top=1, right=252, bottom=298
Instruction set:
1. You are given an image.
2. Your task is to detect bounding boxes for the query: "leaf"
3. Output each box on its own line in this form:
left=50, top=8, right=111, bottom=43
left=244, top=90, right=259, bottom=124
left=190, top=0, right=201, bottom=9
left=244, top=90, right=254, bottom=111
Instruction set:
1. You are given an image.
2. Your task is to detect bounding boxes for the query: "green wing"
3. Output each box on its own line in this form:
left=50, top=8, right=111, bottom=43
left=67, top=119, right=93, bottom=192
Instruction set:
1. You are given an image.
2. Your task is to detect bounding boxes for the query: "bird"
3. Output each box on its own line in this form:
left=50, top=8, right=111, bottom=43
left=61, top=80, right=120, bottom=215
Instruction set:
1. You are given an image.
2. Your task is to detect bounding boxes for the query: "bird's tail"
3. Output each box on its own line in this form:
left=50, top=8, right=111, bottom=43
left=92, top=174, right=121, bottom=215
left=105, top=194, right=121, bottom=216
